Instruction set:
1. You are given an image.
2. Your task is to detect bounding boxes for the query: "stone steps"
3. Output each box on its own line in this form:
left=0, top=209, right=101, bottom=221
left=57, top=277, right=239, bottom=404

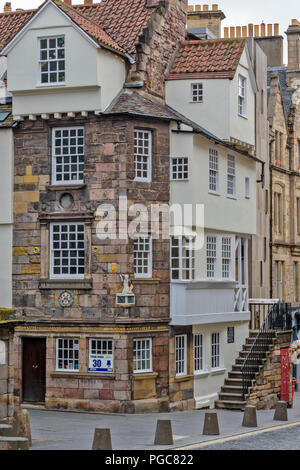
left=214, top=400, right=246, bottom=411
left=218, top=392, right=244, bottom=401
left=0, top=424, right=13, bottom=437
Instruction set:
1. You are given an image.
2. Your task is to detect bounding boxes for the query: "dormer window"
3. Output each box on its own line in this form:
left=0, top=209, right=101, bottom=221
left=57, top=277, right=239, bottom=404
left=39, top=36, right=65, bottom=85
left=191, top=83, right=203, bottom=103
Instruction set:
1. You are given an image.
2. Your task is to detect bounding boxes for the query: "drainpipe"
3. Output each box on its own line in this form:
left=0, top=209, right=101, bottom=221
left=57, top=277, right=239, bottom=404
left=269, top=138, right=275, bottom=299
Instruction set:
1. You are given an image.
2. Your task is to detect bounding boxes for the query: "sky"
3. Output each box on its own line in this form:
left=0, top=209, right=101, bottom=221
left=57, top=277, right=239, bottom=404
left=0, top=0, right=298, bottom=63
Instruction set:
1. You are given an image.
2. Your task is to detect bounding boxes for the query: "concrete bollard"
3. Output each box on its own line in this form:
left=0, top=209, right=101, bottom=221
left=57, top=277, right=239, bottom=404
left=92, top=428, right=112, bottom=450
left=273, top=401, right=288, bottom=421
left=242, top=405, right=258, bottom=427
left=154, top=420, right=174, bottom=445
left=203, top=412, right=220, bottom=435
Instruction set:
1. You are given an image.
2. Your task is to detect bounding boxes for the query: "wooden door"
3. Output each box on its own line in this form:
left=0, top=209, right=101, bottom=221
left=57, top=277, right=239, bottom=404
left=22, top=338, right=46, bottom=403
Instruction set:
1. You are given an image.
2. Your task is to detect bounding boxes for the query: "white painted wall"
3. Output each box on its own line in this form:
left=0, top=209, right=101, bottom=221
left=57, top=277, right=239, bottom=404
left=170, top=131, right=257, bottom=235
left=193, top=321, right=249, bottom=409
left=166, top=50, right=255, bottom=146
left=5, top=1, right=126, bottom=116
left=0, top=128, right=13, bottom=308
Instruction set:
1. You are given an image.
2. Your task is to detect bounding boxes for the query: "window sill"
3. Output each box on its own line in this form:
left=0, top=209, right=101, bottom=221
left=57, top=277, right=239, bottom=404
left=46, top=184, right=86, bottom=191
left=171, top=179, right=189, bottom=182
left=51, top=372, right=115, bottom=379
left=194, top=371, right=210, bottom=378
left=36, top=83, right=66, bottom=88
left=211, top=367, right=227, bottom=376
left=238, top=113, right=248, bottom=120
left=132, top=278, right=160, bottom=285
left=174, top=374, right=193, bottom=383
left=208, top=190, right=220, bottom=197
left=39, top=279, right=93, bottom=290
left=133, top=372, right=158, bottom=380
left=227, top=195, right=237, bottom=200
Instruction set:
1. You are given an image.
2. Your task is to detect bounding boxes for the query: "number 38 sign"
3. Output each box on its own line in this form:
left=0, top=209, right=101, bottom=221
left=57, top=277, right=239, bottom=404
left=89, top=354, right=113, bottom=373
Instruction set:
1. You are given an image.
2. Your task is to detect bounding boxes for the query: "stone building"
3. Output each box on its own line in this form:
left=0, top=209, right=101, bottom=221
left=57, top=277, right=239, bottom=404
left=0, top=0, right=188, bottom=414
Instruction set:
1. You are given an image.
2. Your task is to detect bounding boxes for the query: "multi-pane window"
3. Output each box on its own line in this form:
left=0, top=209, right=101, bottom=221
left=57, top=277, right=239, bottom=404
left=175, top=335, right=187, bottom=376
left=171, top=236, right=195, bottom=281
left=39, top=36, right=65, bottom=85
left=194, top=334, right=204, bottom=372
left=209, top=149, right=219, bottom=193
left=50, top=223, right=85, bottom=279
left=297, top=140, right=300, bottom=168
left=56, top=338, right=79, bottom=371
left=52, top=128, right=84, bottom=184
left=211, top=333, right=220, bottom=369
left=133, top=338, right=152, bottom=373
left=191, top=83, right=203, bottom=103
left=134, top=130, right=152, bottom=182
left=274, top=261, right=284, bottom=301
left=134, top=236, right=152, bottom=278
left=274, top=192, right=282, bottom=234
left=222, top=237, right=232, bottom=279
left=206, top=235, right=217, bottom=279
left=294, top=262, right=298, bottom=303
left=89, top=339, right=113, bottom=373
left=227, top=155, right=236, bottom=197
left=238, top=75, right=247, bottom=116
left=171, top=157, right=189, bottom=180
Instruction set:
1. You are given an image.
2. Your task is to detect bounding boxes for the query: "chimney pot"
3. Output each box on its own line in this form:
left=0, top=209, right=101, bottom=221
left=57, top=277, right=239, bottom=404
left=254, top=25, right=259, bottom=37
left=267, top=24, right=273, bottom=36
left=261, top=23, right=266, bottom=37
left=274, top=24, right=279, bottom=36
left=224, top=27, right=229, bottom=38
left=248, top=24, right=254, bottom=37
left=203, top=5, right=209, bottom=11
left=64, top=0, right=72, bottom=5
left=242, top=26, right=247, bottom=37
left=212, top=4, right=218, bottom=11
left=195, top=5, right=201, bottom=11
left=188, top=5, right=194, bottom=12
left=4, top=2, right=11, bottom=12
left=84, top=0, right=93, bottom=4
left=236, top=26, right=241, bottom=38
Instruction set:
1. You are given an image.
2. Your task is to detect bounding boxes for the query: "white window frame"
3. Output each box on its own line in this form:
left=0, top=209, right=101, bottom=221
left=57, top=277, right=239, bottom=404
left=209, top=148, right=219, bottom=194
left=50, top=222, right=85, bottom=280
left=191, top=83, right=203, bottom=103
left=133, top=338, right=152, bottom=373
left=222, top=236, right=232, bottom=279
left=52, top=127, right=85, bottom=185
left=56, top=338, right=79, bottom=372
left=134, top=235, right=152, bottom=279
left=211, top=332, right=221, bottom=370
left=38, top=35, right=65, bottom=87
left=175, top=334, right=187, bottom=377
left=171, top=157, right=189, bottom=181
left=227, top=155, right=236, bottom=197
left=88, top=338, right=114, bottom=373
left=194, top=334, right=204, bottom=373
left=134, top=130, right=152, bottom=182
left=170, top=235, right=195, bottom=281
left=238, top=74, right=247, bottom=117
left=206, top=235, right=217, bottom=279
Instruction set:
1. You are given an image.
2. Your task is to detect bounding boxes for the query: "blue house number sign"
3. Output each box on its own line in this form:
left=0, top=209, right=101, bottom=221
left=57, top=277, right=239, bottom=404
left=89, top=354, right=113, bottom=373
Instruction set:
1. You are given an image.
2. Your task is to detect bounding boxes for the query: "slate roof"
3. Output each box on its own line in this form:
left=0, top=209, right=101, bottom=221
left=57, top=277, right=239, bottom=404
left=0, top=0, right=152, bottom=57
left=267, top=66, right=293, bottom=121
left=0, top=100, right=16, bottom=128
left=104, top=89, right=182, bottom=121
left=168, top=39, right=246, bottom=80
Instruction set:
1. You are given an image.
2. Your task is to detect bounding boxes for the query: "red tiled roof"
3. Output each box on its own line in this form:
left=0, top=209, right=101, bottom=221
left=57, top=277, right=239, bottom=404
left=168, top=39, right=246, bottom=80
left=0, top=9, right=36, bottom=51
left=74, top=0, right=152, bottom=55
left=0, top=0, right=152, bottom=57
left=56, top=1, right=126, bottom=56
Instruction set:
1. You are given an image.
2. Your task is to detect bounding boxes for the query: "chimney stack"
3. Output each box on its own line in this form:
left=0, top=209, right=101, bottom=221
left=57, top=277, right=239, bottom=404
left=187, top=4, right=225, bottom=39
left=286, top=19, right=300, bottom=82
left=224, top=22, right=283, bottom=67
left=4, top=2, right=12, bottom=12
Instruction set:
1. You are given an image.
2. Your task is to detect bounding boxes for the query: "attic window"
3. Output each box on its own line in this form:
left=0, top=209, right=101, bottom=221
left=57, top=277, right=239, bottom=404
left=39, top=36, right=65, bottom=86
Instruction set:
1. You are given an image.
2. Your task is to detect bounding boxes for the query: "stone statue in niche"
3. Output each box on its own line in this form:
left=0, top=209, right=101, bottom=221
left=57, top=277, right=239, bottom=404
left=116, top=274, right=135, bottom=307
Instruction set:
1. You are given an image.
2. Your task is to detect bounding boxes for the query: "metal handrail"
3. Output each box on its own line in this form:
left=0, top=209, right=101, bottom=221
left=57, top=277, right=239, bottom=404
left=241, top=303, right=292, bottom=399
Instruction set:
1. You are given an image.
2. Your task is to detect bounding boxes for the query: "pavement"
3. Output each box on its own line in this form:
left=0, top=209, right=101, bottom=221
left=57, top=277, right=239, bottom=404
left=25, top=392, right=300, bottom=450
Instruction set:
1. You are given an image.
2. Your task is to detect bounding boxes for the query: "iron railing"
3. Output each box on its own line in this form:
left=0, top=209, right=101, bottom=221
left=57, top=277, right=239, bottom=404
left=241, top=302, right=292, bottom=399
